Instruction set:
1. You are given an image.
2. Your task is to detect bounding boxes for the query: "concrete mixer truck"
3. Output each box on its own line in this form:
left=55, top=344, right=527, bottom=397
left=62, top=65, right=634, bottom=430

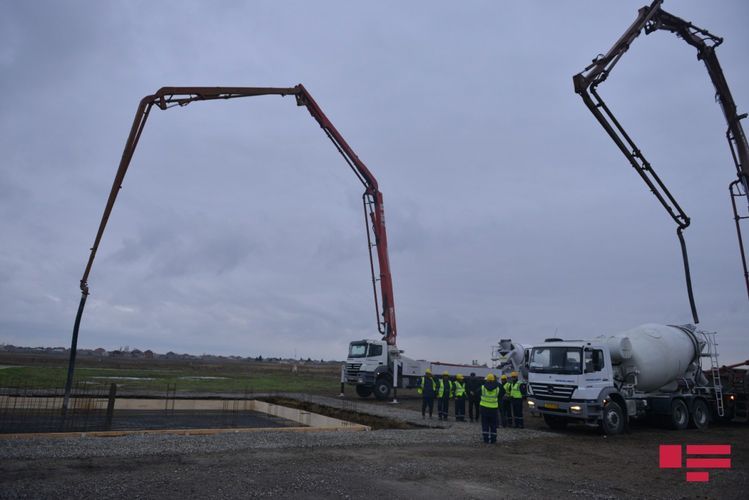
left=491, top=339, right=529, bottom=381
left=526, top=324, right=723, bottom=434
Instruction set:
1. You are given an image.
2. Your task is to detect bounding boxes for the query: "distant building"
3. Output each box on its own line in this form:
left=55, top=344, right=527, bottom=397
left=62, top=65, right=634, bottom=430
left=144, top=350, right=154, bottom=359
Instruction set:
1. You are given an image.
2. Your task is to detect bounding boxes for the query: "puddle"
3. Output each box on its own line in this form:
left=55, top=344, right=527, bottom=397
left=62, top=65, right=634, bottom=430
left=177, top=376, right=228, bottom=380
left=91, top=376, right=156, bottom=381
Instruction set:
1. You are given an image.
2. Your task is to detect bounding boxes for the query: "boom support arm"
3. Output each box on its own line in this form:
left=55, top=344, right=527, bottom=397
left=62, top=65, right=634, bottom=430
left=65, top=85, right=397, bottom=411
left=573, top=0, right=749, bottom=320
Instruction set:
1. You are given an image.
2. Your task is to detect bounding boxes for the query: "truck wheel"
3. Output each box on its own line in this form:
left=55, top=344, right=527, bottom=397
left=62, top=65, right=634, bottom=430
left=543, top=414, right=568, bottom=430
left=601, top=401, right=625, bottom=435
left=355, top=385, right=372, bottom=398
left=670, top=399, right=689, bottom=430
left=373, top=377, right=392, bottom=401
left=689, top=399, right=709, bottom=430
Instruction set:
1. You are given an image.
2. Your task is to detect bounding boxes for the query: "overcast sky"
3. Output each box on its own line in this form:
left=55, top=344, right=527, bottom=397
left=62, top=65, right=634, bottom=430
left=1, top=1, right=747, bottom=365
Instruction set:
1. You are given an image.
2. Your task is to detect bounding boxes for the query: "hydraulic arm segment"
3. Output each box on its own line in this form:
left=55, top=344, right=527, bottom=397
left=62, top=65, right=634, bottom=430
left=64, top=85, right=397, bottom=410
left=574, top=0, right=749, bottom=322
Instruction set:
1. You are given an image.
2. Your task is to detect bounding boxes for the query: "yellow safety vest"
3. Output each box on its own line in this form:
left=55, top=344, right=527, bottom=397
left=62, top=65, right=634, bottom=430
left=503, top=382, right=511, bottom=394
left=418, top=376, right=435, bottom=395
left=438, top=379, right=453, bottom=398
left=454, top=381, right=466, bottom=398
left=480, top=386, right=499, bottom=408
left=510, top=381, right=522, bottom=398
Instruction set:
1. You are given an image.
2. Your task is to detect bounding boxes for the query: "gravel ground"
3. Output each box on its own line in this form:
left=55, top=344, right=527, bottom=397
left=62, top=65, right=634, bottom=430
left=1, top=394, right=747, bottom=499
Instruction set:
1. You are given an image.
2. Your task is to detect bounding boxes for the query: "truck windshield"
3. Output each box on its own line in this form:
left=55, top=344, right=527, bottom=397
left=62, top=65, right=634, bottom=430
left=529, top=347, right=583, bottom=374
left=348, top=342, right=368, bottom=358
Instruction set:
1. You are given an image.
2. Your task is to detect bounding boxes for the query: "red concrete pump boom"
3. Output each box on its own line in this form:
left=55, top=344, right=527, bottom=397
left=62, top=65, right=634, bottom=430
left=573, top=0, right=749, bottom=323
left=64, top=85, right=397, bottom=410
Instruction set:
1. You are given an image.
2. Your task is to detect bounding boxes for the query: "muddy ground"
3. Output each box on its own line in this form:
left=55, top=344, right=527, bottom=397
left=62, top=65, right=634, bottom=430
left=1, top=393, right=747, bottom=499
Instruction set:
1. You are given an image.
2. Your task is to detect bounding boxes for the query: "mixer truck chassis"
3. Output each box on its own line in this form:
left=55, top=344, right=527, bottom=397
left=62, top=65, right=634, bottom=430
left=535, top=390, right=713, bottom=434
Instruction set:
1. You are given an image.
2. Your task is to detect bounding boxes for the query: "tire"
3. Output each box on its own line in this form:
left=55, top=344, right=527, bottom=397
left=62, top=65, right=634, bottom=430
left=689, top=399, right=710, bottom=430
left=373, top=377, right=392, bottom=401
left=543, top=414, right=568, bottom=430
left=670, top=399, right=689, bottom=430
left=601, top=401, right=625, bottom=435
left=355, top=385, right=372, bottom=398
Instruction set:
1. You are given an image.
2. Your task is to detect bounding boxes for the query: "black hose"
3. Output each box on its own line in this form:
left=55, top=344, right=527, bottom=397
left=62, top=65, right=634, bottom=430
left=677, top=227, right=699, bottom=324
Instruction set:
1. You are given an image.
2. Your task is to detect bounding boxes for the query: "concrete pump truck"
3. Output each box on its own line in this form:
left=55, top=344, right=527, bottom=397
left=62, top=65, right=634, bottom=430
left=64, top=85, right=403, bottom=409
left=573, top=0, right=749, bottom=323
left=529, top=0, right=749, bottom=433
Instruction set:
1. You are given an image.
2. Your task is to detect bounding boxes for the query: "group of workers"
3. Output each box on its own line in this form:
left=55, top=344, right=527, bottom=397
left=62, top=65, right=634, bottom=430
left=418, top=369, right=525, bottom=444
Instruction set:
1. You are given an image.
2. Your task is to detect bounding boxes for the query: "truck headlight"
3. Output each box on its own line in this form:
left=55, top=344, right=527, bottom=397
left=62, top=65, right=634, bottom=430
left=527, top=400, right=535, bottom=407
left=570, top=405, right=582, bottom=414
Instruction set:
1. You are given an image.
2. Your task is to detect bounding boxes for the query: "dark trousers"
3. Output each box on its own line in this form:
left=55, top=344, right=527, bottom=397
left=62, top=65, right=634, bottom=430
left=511, top=398, right=524, bottom=428
left=438, top=396, right=450, bottom=420
left=455, top=397, right=466, bottom=421
left=468, top=397, right=480, bottom=422
left=422, top=397, right=434, bottom=418
left=500, top=403, right=511, bottom=428
left=480, top=407, right=498, bottom=443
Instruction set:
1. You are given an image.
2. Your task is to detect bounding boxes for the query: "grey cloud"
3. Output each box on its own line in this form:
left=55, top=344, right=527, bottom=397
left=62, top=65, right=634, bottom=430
left=0, top=0, right=746, bottom=363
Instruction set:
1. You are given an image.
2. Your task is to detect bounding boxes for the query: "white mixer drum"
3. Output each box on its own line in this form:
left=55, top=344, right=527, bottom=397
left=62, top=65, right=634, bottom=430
left=602, top=324, right=699, bottom=392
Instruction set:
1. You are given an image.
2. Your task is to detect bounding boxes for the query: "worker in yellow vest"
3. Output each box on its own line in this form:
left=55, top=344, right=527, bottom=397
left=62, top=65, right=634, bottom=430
left=437, top=371, right=453, bottom=421
left=479, top=373, right=499, bottom=443
left=453, top=374, right=467, bottom=421
left=499, top=374, right=511, bottom=427
left=510, top=371, right=525, bottom=428
left=418, top=369, right=437, bottom=419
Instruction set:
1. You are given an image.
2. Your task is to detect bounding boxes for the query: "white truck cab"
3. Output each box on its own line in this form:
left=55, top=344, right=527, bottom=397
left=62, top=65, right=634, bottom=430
left=527, top=341, right=619, bottom=430
left=345, top=340, right=392, bottom=398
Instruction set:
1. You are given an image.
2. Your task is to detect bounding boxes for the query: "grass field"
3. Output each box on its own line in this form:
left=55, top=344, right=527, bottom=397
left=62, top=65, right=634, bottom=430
left=0, top=358, right=342, bottom=395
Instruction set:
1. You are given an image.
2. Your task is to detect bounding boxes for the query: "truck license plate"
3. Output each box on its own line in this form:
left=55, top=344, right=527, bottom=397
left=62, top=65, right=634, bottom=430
left=544, top=403, right=559, bottom=410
